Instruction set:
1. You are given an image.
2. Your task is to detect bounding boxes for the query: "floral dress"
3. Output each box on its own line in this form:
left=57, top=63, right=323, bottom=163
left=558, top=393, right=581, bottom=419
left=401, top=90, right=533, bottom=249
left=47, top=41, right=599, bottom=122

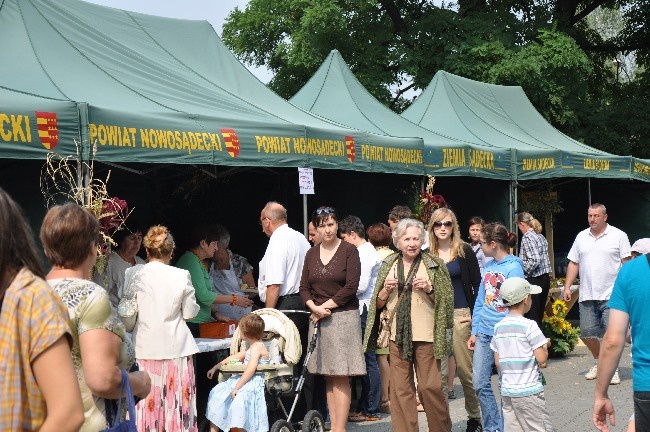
left=49, top=278, right=135, bottom=432
left=205, top=344, right=269, bottom=432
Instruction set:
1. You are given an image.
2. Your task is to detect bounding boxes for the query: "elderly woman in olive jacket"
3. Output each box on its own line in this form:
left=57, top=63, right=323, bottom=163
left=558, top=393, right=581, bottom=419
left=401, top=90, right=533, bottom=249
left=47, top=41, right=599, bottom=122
left=363, top=218, right=453, bottom=432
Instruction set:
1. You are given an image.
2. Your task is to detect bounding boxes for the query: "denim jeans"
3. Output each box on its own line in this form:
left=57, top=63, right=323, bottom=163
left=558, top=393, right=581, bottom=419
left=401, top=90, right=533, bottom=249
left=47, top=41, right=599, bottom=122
left=579, top=300, right=610, bottom=339
left=472, top=332, right=503, bottom=432
left=358, top=305, right=381, bottom=415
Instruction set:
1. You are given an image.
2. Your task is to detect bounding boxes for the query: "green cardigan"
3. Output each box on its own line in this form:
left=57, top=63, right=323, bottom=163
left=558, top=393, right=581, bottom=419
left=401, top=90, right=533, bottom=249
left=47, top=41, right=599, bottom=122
left=362, top=251, right=454, bottom=359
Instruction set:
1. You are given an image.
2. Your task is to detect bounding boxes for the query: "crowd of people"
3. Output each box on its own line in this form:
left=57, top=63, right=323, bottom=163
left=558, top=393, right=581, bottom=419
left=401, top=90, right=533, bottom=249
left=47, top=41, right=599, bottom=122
left=1, top=184, right=646, bottom=432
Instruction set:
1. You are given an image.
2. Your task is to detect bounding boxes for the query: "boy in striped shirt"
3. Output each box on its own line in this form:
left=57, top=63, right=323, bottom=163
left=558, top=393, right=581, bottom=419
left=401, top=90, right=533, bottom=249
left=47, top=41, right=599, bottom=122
left=490, top=277, right=554, bottom=432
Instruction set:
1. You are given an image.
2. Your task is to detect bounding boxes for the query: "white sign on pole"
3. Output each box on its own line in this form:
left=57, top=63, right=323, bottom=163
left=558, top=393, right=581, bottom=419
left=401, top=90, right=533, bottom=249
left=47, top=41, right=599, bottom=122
left=298, top=168, right=315, bottom=195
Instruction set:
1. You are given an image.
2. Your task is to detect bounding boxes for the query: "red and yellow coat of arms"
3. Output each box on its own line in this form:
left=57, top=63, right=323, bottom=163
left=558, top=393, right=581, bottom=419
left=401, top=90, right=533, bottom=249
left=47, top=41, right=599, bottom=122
left=219, top=128, right=240, bottom=158
left=36, top=111, right=58, bottom=150
left=345, top=135, right=355, bottom=163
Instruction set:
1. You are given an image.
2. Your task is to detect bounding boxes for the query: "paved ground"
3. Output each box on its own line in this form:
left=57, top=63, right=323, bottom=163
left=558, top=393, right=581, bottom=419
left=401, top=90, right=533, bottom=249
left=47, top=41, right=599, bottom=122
left=346, top=343, right=633, bottom=432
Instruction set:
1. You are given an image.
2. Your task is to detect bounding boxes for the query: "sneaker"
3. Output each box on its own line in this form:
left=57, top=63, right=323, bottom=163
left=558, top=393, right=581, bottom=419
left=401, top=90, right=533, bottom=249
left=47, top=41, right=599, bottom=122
left=466, top=418, right=483, bottom=432
left=448, top=390, right=456, bottom=400
left=611, top=370, right=621, bottom=385
left=585, top=364, right=598, bottom=380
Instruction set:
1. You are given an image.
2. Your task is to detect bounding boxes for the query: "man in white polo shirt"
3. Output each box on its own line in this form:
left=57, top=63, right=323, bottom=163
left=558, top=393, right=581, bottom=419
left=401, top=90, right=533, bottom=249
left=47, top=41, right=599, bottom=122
left=258, top=201, right=312, bottom=416
left=258, top=201, right=310, bottom=309
left=563, top=203, right=631, bottom=384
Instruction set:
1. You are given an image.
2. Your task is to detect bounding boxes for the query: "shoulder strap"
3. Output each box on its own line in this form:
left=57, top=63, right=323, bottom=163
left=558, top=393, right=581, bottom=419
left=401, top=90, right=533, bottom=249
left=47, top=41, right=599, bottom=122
left=385, top=288, right=408, bottom=329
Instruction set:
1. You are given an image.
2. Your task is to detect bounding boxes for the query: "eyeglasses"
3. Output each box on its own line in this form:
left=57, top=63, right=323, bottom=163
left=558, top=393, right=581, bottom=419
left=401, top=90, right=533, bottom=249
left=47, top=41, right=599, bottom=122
left=258, top=217, right=269, bottom=225
left=433, top=221, right=453, bottom=228
left=315, top=207, right=335, bottom=215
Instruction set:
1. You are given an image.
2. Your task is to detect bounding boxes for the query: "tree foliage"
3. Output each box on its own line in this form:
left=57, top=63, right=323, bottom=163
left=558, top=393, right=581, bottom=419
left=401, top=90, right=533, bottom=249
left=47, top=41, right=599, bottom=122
left=222, top=0, right=650, bottom=157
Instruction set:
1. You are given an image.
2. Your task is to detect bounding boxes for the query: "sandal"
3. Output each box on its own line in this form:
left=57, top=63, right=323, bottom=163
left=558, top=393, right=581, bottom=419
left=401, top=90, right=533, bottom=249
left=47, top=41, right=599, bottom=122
left=348, top=413, right=366, bottom=423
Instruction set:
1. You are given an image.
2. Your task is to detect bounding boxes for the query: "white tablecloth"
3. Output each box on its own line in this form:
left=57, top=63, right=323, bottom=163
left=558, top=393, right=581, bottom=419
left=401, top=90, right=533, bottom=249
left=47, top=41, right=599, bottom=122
left=195, top=337, right=232, bottom=353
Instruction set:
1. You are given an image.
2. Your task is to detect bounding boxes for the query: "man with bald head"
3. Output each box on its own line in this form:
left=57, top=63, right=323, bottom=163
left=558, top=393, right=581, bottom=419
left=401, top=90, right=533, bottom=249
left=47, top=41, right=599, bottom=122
left=258, top=201, right=313, bottom=416
left=258, top=201, right=311, bottom=309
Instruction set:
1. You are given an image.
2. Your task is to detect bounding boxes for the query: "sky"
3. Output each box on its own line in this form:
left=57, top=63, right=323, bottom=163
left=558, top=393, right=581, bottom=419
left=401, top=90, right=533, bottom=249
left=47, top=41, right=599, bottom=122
left=81, top=0, right=273, bottom=83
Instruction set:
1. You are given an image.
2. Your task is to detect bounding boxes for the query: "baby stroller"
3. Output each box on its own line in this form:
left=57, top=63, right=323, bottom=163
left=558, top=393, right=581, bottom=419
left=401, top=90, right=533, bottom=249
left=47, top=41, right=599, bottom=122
left=212, top=308, right=325, bottom=432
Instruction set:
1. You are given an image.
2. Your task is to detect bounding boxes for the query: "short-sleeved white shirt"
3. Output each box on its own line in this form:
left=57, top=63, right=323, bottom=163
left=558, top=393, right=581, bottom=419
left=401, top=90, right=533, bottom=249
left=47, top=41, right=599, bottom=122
left=258, top=224, right=310, bottom=302
left=356, top=241, right=381, bottom=311
left=567, top=224, right=631, bottom=301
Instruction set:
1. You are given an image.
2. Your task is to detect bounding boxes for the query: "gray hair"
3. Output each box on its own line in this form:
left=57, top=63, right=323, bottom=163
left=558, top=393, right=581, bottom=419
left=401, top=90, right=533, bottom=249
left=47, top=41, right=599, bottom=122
left=214, top=224, right=230, bottom=249
left=392, top=218, right=426, bottom=248
left=263, top=201, right=287, bottom=222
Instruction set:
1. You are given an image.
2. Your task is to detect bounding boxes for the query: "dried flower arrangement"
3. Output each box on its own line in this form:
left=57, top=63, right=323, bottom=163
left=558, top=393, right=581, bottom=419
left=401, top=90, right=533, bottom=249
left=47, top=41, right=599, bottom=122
left=410, top=175, right=447, bottom=224
left=40, top=140, right=132, bottom=277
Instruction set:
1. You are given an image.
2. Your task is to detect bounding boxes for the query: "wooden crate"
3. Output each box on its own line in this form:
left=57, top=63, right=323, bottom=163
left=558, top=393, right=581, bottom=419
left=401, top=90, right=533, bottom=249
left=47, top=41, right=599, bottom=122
left=199, top=320, right=238, bottom=339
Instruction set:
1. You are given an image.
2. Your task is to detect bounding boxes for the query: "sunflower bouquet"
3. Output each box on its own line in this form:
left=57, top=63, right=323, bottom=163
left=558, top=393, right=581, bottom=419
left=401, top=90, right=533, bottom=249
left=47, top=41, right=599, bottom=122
left=542, top=300, right=580, bottom=357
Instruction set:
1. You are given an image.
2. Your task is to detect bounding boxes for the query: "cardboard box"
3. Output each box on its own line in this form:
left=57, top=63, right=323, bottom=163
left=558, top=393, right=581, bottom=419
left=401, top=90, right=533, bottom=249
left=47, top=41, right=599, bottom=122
left=199, top=320, right=238, bottom=339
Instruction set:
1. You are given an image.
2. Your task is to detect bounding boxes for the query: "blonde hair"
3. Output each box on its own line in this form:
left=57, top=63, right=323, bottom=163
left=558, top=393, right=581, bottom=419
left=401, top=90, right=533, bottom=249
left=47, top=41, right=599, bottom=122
left=516, top=212, right=542, bottom=234
left=143, top=225, right=175, bottom=259
left=427, top=208, right=465, bottom=260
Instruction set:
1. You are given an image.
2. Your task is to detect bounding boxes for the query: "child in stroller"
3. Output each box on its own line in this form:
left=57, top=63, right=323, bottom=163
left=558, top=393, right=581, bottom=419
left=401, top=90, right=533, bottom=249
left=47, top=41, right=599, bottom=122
left=206, top=308, right=325, bottom=432
left=206, top=313, right=269, bottom=432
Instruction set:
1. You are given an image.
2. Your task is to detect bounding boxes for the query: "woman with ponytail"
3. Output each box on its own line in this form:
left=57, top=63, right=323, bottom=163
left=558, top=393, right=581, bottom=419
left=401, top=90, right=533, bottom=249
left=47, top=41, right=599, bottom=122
left=467, top=223, right=524, bottom=432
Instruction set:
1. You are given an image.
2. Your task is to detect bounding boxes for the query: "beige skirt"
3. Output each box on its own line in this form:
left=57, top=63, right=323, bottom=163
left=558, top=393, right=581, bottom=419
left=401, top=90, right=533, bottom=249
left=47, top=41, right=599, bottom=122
left=307, top=308, right=366, bottom=376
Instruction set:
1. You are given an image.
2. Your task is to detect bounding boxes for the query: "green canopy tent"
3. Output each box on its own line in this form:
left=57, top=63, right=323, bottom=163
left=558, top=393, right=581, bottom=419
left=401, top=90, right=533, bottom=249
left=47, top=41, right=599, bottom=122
left=0, top=0, right=423, bottom=176
left=0, top=88, right=81, bottom=159
left=402, top=71, right=636, bottom=182
left=290, top=50, right=511, bottom=181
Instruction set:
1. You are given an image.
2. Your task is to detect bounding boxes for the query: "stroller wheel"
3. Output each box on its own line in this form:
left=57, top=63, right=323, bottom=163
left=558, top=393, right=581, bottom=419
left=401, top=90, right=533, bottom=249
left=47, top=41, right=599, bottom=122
left=301, top=410, right=325, bottom=432
left=270, top=419, right=294, bottom=432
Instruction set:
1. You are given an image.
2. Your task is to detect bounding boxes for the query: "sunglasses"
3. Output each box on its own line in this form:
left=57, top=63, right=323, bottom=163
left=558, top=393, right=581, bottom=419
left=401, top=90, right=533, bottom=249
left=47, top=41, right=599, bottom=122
left=433, top=221, right=453, bottom=228
left=315, top=207, right=335, bottom=215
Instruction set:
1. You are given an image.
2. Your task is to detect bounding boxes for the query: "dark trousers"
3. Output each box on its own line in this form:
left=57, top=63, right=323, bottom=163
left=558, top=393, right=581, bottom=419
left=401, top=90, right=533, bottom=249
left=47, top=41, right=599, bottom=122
left=357, top=305, right=381, bottom=415
left=635, top=391, right=650, bottom=432
left=525, top=273, right=551, bottom=329
left=275, top=294, right=315, bottom=420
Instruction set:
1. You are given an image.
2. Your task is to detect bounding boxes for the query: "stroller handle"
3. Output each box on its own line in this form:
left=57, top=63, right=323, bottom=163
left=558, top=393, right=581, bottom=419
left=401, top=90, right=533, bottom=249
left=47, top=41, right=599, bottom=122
left=277, top=309, right=311, bottom=315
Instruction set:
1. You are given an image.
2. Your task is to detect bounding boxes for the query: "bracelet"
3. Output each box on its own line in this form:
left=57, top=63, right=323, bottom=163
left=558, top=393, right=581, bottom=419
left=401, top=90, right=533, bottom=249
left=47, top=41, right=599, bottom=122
left=230, top=294, right=237, bottom=307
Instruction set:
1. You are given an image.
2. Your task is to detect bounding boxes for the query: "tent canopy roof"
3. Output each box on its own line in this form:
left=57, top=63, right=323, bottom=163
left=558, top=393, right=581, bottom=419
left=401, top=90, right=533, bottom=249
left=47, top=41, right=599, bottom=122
left=0, top=0, right=421, bottom=174
left=402, top=70, right=636, bottom=180
left=291, top=50, right=511, bottom=179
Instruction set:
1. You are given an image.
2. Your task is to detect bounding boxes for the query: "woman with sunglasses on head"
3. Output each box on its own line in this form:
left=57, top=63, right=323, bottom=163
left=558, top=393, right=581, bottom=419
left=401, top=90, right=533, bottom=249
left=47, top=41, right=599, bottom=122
left=364, top=218, right=454, bottom=432
left=428, top=208, right=482, bottom=432
left=516, top=212, right=552, bottom=329
left=299, top=206, right=365, bottom=432
left=467, top=223, right=524, bottom=432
